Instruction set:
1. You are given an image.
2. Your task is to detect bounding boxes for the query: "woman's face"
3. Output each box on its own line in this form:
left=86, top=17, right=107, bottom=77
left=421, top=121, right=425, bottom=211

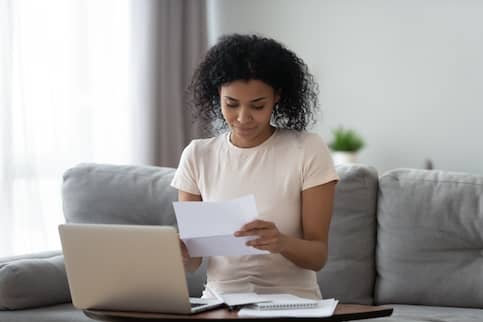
left=220, top=79, right=279, bottom=148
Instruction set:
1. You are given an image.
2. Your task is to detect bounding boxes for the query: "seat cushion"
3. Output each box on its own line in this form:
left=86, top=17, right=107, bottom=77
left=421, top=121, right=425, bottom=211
left=360, top=304, right=483, bottom=322
left=0, top=303, right=91, bottom=322
left=376, top=169, right=483, bottom=308
left=317, top=164, right=379, bottom=305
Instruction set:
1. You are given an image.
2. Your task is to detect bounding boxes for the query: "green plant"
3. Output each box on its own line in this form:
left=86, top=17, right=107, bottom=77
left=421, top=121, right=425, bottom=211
left=329, top=127, right=365, bottom=152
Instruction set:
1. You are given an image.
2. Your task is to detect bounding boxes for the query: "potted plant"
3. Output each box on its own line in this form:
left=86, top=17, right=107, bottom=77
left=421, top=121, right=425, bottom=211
left=329, top=126, right=365, bottom=165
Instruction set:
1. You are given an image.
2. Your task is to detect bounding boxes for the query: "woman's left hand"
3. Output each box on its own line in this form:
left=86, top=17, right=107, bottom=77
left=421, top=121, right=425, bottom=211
left=234, top=219, right=288, bottom=253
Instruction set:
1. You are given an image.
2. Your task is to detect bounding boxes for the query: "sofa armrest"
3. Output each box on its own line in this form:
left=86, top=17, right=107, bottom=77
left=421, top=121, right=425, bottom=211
left=0, top=251, right=71, bottom=310
left=0, top=250, right=63, bottom=265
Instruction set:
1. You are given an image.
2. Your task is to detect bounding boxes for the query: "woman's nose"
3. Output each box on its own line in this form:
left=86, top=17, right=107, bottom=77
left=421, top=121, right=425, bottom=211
left=237, top=106, right=253, bottom=123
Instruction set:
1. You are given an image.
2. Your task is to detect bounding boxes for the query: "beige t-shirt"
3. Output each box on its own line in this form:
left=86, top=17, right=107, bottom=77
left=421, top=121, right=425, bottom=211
left=171, top=128, right=339, bottom=299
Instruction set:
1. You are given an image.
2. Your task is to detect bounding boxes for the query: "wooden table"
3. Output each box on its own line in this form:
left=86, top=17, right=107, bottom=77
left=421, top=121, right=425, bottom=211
left=84, top=304, right=393, bottom=322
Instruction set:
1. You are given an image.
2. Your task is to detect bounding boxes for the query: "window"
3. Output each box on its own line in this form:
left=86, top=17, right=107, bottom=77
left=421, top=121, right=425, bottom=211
left=0, top=0, right=133, bottom=256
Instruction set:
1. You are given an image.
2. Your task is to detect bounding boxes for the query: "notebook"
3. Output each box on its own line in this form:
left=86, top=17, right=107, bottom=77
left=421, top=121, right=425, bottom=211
left=206, top=287, right=324, bottom=311
left=249, top=294, right=318, bottom=310
left=239, top=298, right=339, bottom=318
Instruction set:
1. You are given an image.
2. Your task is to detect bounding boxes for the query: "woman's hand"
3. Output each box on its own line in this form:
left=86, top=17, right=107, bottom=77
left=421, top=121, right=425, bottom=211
left=177, top=191, right=203, bottom=272
left=179, top=235, right=202, bottom=272
left=234, top=219, right=288, bottom=253
left=179, top=237, right=190, bottom=266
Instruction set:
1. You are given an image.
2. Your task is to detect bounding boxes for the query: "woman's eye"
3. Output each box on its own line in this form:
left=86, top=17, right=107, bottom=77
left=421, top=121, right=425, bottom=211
left=253, top=105, right=264, bottom=110
left=226, top=103, right=238, bottom=108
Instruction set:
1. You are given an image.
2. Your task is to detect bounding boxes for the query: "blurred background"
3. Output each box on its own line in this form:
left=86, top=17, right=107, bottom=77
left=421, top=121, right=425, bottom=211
left=1, top=0, right=482, bottom=256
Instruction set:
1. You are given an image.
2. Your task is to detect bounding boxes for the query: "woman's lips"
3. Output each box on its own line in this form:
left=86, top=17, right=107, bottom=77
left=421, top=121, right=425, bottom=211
left=234, top=127, right=256, bottom=135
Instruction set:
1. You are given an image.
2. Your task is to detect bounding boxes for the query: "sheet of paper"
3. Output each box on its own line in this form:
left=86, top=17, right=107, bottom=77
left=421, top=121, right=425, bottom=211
left=219, top=292, right=268, bottom=307
left=173, top=195, right=269, bottom=257
left=257, top=294, right=317, bottom=302
left=183, top=235, right=265, bottom=257
left=254, top=294, right=318, bottom=305
left=221, top=293, right=314, bottom=308
left=238, top=299, right=338, bottom=317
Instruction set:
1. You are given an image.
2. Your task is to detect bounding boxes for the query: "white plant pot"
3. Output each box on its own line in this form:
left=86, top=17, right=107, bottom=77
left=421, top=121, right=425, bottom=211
left=332, top=151, right=358, bottom=165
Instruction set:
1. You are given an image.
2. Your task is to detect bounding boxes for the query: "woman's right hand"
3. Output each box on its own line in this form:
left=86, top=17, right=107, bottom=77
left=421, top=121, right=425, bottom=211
left=178, top=236, right=202, bottom=272
left=179, top=238, right=190, bottom=266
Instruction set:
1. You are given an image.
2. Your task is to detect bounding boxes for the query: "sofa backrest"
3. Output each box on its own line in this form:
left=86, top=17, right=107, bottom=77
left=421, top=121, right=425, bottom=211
left=62, top=163, right=207, bottom=296
left=63, top=163, right=178, bottom=226
left=62, top=163, right=380, bottom=302
left=376, top=168, right=483, bottom=309
left=317, top=164, right=379, bottom=305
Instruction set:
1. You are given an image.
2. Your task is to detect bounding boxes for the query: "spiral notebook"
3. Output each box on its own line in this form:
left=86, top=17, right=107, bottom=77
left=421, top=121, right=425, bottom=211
left=250, top=294, right=318, bottom=310
left=206, top=287, right=331, bottom=313
left=239, top=298, right=339, bottom=318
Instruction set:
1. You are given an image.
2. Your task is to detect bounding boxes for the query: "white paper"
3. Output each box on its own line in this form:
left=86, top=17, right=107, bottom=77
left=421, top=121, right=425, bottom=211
left=221, top=293, right=315, bottom=308
left=219, top=293, right=268, bottom=307
left=173, top=195, right=269, bottom=257
left=257, top=294, right=318, bottom=303
left=238, top=299, right=338, bottom=317
left=251, top=294, right=318, bottom=309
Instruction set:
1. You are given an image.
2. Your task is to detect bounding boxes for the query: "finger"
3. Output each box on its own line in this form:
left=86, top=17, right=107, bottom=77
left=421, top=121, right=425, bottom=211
left=241, top=219, right=274, bottom=231
left=234, top=221, right=263, bottom=236
left=246, top=237, right=277, bottom=247
left=234, top=228, right=279, bottom=238
left=244, top=219, right=272, bottom=230
left=234, top=229, right=264, bottom=237
left=234, top=230, right=253, bottom=237
left=250, top=230, right=276, bottom=240
left=235, top=228, right=276, bottom=238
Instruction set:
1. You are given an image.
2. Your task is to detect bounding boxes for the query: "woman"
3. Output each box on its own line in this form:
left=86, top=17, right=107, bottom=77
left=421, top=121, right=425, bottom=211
left=171, top=34, right=338, bottom=299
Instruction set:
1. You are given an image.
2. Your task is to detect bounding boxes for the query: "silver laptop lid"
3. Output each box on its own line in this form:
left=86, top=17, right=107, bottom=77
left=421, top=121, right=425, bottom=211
left=59, top=224, right=193, bottom=314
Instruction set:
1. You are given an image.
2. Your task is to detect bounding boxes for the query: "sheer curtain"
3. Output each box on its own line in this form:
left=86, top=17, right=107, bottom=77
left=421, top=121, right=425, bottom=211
left=130, top=0, right=209, bottom=168
left=0, top=0, right=135, bottom=257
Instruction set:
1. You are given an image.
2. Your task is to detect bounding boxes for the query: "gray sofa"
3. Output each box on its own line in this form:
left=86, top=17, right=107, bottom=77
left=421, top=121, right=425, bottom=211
left=0, top=163, right=482, bottom=322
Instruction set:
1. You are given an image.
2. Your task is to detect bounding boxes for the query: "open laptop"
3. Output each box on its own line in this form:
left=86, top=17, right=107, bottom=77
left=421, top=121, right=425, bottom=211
left=58, top=223, right=223, bottom=314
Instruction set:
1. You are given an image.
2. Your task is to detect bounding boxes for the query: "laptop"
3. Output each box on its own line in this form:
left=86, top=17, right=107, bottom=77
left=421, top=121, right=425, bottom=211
left=58, top=223, right=223, bottom=314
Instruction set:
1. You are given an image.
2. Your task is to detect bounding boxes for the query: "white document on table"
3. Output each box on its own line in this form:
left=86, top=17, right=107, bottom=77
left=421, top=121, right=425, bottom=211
left=173, top=195, right=269, bottom=257
left=221, top=293, right=316, bottom=309
left=238, top=298, right=338, bottom=318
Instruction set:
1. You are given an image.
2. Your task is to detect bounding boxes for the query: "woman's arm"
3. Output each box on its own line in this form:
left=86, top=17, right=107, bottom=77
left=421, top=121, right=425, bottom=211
left=178, top=190, right=203, bottom=272
left=281, top=180, right=336, bottom=270
left=234, top=180, right=337, bottom=271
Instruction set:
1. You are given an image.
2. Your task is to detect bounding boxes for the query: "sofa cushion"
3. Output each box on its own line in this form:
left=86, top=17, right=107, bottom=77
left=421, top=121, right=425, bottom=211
left=317, top=164, right=379, bottom=305
left=62, top=163, right=178, bottom=226
left=0, top=253, right=71, bottom=310
left=363, top=304, right=483, bottom=322
left=376, top=169, right=483, bottom=308
left=0, top=251, right=61, bottom=265
left=0, top=303, right=91, bottom=322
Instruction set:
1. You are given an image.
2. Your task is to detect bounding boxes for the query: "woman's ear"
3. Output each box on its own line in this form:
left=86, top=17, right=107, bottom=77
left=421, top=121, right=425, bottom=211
left=274, top=90, right=281, bottom=104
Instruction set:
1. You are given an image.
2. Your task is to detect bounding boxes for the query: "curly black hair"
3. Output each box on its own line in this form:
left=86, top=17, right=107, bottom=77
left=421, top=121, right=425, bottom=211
left=188, top=34, right=319, bottom=133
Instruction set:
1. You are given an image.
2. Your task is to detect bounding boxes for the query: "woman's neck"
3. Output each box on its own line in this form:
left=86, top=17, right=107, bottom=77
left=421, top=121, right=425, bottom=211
left=230, top=126, right=276, bottom=148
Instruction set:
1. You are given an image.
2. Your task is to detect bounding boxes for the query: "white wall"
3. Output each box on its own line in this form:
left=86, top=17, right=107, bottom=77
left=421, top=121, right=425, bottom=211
left=207, top=0, right=483, bottom=175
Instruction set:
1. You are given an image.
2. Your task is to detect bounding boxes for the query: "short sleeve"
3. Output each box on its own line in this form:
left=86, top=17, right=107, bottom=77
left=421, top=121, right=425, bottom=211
left=170, top=141, right=201, bottom=195
left=302, top=134, right=339, bottom=190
